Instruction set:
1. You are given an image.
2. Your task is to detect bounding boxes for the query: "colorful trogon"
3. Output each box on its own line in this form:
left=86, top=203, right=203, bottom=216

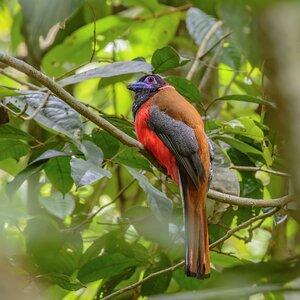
left=127, top=74, right=214, bottom=279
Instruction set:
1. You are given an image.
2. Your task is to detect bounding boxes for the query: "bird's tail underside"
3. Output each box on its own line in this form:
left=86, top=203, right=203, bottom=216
left=180, top=176, right=210, bottom=279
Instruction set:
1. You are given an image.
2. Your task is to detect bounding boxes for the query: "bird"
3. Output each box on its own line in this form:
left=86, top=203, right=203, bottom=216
left=127, top=74, right=213, bottom=279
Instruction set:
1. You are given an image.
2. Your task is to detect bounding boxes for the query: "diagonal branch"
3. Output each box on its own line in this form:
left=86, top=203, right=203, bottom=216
left=186, top=21, right=223, bottom=80
left=100, top=207, right=280, bottom=300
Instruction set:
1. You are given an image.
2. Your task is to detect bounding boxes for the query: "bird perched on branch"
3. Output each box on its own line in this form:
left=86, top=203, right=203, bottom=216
left=128, top=74, right=213, bottom=279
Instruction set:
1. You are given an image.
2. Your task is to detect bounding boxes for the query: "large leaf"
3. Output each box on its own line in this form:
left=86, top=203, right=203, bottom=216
left=126, top=168, right=173, bottom=221
left=77, top=253, right=138, bottom=284
left=128, top=13, right=181, bottom=58
left=0, top=124, right=34, bottom=141
left=151, top=46, right=189, bottom=73
left=25, top=216, right=83, bottom=275
left=30, top=149, right=71, bottom=164
left=42, top=16, right=133, bottom=76
left=186, top=7, right=224, bottom=48
left=58, top=61, right=153, bottom=87
left=166, top=76, right=201, bottom=103
left=92, top=130, right=120, bottom=159
left=70, top=140, right=111, bottom=187
left=44, top=156, right=73, bottom=194
left=39, top=193, right=75, bottom=220
left=124, top=206, right=170, bottom=245
left=0, top=139, right=30, bottom=161
left=141, top=253, right=172, bottom=296
left=216, top=94, right=276, bottom=107
left=216, top=136, right=263, bottom=159
left=0, top=85, right=21, bottom=99
left=43, top=273, right=85, bottom=291
left=19, top=0, right=83, bottom=60
left=70, top=158, right=111, bottom=187
left=221, top=117, right=264, bottom=142
left=115, top=147, right=152, bottom=171
left=4, top=91, right=82, bottom=138
left=6, top=163, right=44, bottom=198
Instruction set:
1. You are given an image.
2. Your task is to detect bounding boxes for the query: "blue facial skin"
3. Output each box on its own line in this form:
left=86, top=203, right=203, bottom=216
left=127, top=81, right=153, bottom=91
left=128, top=74, right=165, bottom=119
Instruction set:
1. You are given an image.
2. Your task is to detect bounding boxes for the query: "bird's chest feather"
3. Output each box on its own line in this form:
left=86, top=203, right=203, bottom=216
left=135, top=100, right=179, bottom=184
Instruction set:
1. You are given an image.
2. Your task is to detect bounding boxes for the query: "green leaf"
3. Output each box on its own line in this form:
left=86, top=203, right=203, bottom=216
left=216, top=94, right=276, bottom=107
left=19, top=0, right=83, bottom=60
left=216, top=136, right=263, bottom=158
left=59, top=61, right=153, bottom=87
left=70, top=158, right=111, bottom=187
left=115, top=147, right=152, bottom=171
left=0, top=139, right=30, bottom=161
left=43, top=273, right=85, bottom=291
left=128, top=13, right=181, bottom=58
left=173, top=268, right=202, bottom=290
left=126, top=168, right=173, bottom=221
left=186, top=7, right=224, bottom=48
left=42, top=16, right=133, bottom=76
left=77, top=253, right=138, bottom=284
left=0, top=124, right=34, bottom=141
left=0, top=85, right=21, bottom=99
left=30, top=149, right=71, bottom=165
left=25, top=216, right=83, bottom=275
left=79, top=140, right=104, bottom=165
left=210, top=252, right=243, bottom=268
left=4, top=91, right=82, bottom=139
left=92, top=130, right=120, bottom=159
left=39, top=193, right=75, bottom=220
left=44, top=156, right=73, bottom=194
left=221, top=117, right=264, bottom=142
left=6, top=163, right=44, bottom=198
left=124, top=206, right=169, bottom=245
left=166, top=76, right=200, bottom=103
left=151, top=46, right=189, bottom=73
left=220, top=40, right=243, bottom=69
left=141, top=253, right=172, bottom=296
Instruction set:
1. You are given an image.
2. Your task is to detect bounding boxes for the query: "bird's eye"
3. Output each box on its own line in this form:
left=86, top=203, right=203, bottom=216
left=145, top=76, right=156, bottom=84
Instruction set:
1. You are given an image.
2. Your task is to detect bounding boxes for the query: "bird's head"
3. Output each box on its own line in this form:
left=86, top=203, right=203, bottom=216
left=128, top=74, right=169, bottom=119
left=127, top=74, right=166, bottom=93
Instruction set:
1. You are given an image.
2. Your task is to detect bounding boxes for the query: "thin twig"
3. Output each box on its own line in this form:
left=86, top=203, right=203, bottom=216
left=65, top=178, right=136, bottom=232
left=231, top=165, right=290, bottom=177
left=100, top=207, right=280, bottom=300
left=199, top=40, right=224, bottom=90
left=0, top=69, right=40, bottom=90
left=186, top=21, right=223, bottom=80
left=133, top=3, right=192, bottom=21
left=22, top=90, right=51, bottom=120
left=86, top=2, right=97, bottom=63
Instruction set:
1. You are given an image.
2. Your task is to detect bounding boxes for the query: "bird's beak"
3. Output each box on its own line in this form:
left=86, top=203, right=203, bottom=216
left=127, top=81, right=147, bottom=91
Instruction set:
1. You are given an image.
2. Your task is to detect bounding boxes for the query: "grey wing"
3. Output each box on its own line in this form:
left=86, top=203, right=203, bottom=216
left=148, top=105, right=205, bottom=188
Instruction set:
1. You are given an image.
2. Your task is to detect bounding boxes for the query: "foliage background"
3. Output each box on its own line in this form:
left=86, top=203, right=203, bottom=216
left=0, top=0, right=299, bottom=299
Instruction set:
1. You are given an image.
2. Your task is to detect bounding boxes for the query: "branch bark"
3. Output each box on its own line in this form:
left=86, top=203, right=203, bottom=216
left=186, top=21, right=223, bottom=80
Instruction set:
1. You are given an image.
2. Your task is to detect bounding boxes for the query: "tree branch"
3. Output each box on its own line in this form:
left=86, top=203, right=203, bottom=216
left=231, top=165, right=290, bottom=177
left=0, top=52, right=294, bottom=209
left=207, top=189, right=292, bottom=208
left=186, top=21, right=223, bottom=80
left=100, top=207, right=280, bottom=300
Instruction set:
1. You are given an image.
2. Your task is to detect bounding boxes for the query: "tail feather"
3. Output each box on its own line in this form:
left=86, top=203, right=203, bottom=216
left=179, top=169, right=210, bottom=279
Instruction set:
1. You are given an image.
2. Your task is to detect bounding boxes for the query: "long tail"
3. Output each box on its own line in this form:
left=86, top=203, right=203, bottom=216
left=179, top=171, right=210, bottom=279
